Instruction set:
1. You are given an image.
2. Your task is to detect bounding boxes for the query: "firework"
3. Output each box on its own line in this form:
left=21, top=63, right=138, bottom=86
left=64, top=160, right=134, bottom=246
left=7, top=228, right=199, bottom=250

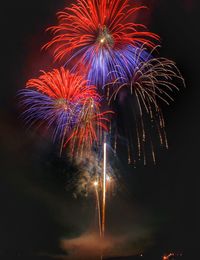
left=102, top=142, right=107, bottom=238
left=69, top=150, right=115, bottom=198
left=43, top=0, right=159, bottom=87
left=19, top=67, right=102, bottom=152
left=108, top=47, right=185, bottom=164
left=64, top=98, right=113, bottom=157
left=18, top=0, right=186, bottom=249
left=93, top=181, right=102, bottom=238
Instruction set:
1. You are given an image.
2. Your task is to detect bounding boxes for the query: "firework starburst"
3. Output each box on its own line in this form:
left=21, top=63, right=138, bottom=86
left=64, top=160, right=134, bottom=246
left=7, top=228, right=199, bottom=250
left=44, top=0, right=159, bottom=88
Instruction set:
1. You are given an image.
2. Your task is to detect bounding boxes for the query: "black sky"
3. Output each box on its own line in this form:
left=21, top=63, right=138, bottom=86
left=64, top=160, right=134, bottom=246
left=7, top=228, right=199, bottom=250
left=0, top=0, right=199, bottom=259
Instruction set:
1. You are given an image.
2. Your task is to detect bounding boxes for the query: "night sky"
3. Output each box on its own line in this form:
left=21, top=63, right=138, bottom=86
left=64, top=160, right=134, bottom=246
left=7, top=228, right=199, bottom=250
left=0, top=0, right=199, bottom=259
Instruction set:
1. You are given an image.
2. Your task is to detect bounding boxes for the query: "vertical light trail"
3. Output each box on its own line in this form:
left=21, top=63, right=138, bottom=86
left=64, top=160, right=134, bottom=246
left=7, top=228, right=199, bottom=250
left=102, top=142, right=107, bottom=238
left=94, top=182, right=102, bottom=238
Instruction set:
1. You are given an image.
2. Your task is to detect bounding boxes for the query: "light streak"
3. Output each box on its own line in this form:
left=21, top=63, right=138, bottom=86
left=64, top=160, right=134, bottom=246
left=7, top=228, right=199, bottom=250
left=93, top=181, right=102, bottom=238
left=102, top=142, right=107, bottom=238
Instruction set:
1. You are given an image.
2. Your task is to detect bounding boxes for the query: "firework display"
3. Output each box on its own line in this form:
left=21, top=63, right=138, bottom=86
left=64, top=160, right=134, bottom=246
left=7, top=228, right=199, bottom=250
left=19, top=0, right=185, bottom=240
left=40, top=0, right=184, bottom=164
left=108, top=47, right=185, bottom=164
left=43, top=0, right=159, bottom=88
left=64, top=101, right=113, bottom=157
left=19, top=67, right=111, bottom=154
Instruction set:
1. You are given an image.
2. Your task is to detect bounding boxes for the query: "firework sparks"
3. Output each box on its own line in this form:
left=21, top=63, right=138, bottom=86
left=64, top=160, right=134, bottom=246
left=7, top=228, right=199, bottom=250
left=70, top=150, right=116, bottom=198
left=108, top=47, right=185, bottom=164
left=64, top=99, right=113, bottom=158
left=18, top=1, right=186, bottom=253
left=19, top=68, right=105, bottom=153
left=43, top=0, right=159, bottom=88
left=93, top=181, right=102, bottom=238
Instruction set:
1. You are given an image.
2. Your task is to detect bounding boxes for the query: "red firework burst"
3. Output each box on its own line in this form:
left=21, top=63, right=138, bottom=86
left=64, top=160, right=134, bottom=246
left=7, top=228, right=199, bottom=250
left=64, top=98, right=113, bottom=157
left=25, top=67, right=113, bottom=155
left=43, top=0, right=159, bottom=62
left=26, top=67, right=98, bottom=103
